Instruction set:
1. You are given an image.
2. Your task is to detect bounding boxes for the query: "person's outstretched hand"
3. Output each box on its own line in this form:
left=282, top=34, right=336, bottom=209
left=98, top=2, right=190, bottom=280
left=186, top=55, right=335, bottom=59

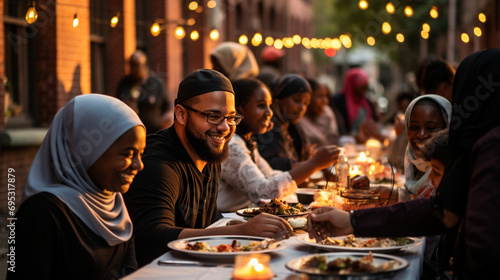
left=238, top=213, right=293, bottom=238
left=307, top=207, right=353, bottom=241
left=350, top=175, right=370, bottom=189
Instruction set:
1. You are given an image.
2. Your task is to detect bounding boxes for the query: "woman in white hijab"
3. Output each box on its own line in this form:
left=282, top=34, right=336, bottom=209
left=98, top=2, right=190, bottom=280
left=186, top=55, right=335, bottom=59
left=400, top=94, right=452, bottom=202
left=8, top=94, right=146, bottom=280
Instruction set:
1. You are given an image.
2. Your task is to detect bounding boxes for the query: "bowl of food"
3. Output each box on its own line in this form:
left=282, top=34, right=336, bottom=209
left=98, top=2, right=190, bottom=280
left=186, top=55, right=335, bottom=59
left=296, top=188, right=316, bottom=205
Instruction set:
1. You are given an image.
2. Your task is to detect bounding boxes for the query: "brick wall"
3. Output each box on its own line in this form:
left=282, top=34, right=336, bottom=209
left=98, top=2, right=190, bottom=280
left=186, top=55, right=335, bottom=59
left=0, top=0, right=5, bottom=130
left=0, top=148, right=39, bottom=213
left=56, top=1, right=91, bottom=105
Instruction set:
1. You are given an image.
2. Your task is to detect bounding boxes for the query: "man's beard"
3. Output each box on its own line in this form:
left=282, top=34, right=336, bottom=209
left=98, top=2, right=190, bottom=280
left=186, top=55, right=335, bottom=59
left=185, top=119, right=231, bottom=164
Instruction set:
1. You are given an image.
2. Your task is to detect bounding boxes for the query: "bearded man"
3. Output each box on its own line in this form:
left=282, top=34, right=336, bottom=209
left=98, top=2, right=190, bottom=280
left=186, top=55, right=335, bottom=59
left=124, top=69, right=292, bottom=267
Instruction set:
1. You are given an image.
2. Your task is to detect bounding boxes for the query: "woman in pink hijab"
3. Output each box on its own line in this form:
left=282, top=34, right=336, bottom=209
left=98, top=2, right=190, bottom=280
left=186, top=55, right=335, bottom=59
left=331, top=68, right=380, bottom=142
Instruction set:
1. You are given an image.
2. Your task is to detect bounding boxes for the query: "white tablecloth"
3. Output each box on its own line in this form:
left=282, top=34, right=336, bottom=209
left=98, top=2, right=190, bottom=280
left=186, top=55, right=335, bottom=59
left=123, top=214, right=424, bottom=280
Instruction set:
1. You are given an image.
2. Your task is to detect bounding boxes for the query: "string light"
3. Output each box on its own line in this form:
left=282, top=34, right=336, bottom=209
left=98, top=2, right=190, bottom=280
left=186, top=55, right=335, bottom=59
left=367, top=36, right=375, bottom=46
left=25, top=1, right=38, bottom=24
left=72, top=13, right=79, bottom=27
left=301, top=37, right=311, bottom=48
left=207, top=0, right=216, bottom=9
left=382, top=22, right=391, bottom=34
left=284, top=37, right=294, bottom=48
left=421, top=30, right=429, bottom=39
left=274, top=38, right=283, bottom=49
left=358, top=0, right=368, bottom=10
left=110, top=12, right=119, bottom=28
left=386, top=2, right=395, bottom=14
left=190, top=30, right=199, bottom=41
left=430, top=6, right=438, bottom=18
left=209, top=29, right=219, bottom=40
left=188, top=1, right=198, bottom=11
left=422, top=23, right=430, bottom=32
left=265, top=37, right=274, bottom=46
left=474, top=27, right=482, bottom=37
left=174, top=25, right=185, bottom=39
left=292, top=35, right=301, bottom=45
left=396, top=33, right=404, bottom=43
left=404, top=6, right=413, bottom=17
left=238, top=34, right=248, bottom=45
left=332, top=38, right=342, bottom=50
left=251, top=33, right=263, bottom=46
left=186, top=18, right=196, bottom=26
left=478, top=13, right=486, bottom=23
left=151, top=22, right=160, bottom=36
left=461, top=33, right=469, bottom=43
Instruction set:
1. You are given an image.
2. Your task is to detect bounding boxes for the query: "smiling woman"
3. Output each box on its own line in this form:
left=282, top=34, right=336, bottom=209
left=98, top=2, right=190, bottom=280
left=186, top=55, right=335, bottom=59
left=7, top=94, right=145, bottom=280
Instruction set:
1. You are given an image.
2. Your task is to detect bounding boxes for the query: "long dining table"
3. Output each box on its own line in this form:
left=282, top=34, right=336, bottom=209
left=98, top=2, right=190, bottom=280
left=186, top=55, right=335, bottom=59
left=122, top=212, right=425, bottom=280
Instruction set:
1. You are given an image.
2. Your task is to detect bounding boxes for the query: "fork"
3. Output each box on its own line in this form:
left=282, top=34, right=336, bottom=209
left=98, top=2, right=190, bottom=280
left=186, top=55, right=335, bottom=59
left=261, top=229, right=292, bottom=249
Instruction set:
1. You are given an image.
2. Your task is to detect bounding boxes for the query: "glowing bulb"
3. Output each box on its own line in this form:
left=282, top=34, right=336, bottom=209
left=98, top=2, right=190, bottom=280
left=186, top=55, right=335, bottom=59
left=186, top=18, right=196, bottom=26
left=207, top=0, right=216, bottom=8
left=396, top=33, right=404, bottom=43
left=302, top=37, right=311, bottom=49
left=358, top=0, right=368, bottom=10
left=284, top=37, right=294, bottom=48
left=151, top=22, right=161, bottom=37
left=265, top=36, right=274, bottom=46
left=332, top=38, right=342, bottom=50
left=461, top=33, right=469, bottom=43
left=190, top=30, right=199, bottom=41
left=110, top=13, right=119, bottom=28
left=25, top=4, right=38, bottom=24
left=274, top=39, right=283, bottom=49
left=174, top=26, right=185, bottom=39
left=367, top=36, right=375, bottom=46
left=238, top=34, right=248, bottom=45
left=382, top=22, right=391, bottom=34
left=340, top=35, right=352, bottom=48
left=430, top=6, right=438, bottom=18
left=404, top=6, right=413, bottom=17
left=421, top=30, right=429, bottom=39
left=253, top=33, right=263, bottom=43
left=478, top=13, right=486, bottom=23
left=188, top=1, right=198, bottom=10
left=72, top=14, right=79, bottom=27
left=474, top=27, right=482, bottom=37
left=292, top=35, right=301, bottom=44
left=386, top=3, right=395, bottom=14
left=310, top=38, right=319, bottom=49
left=422, top=23, right=430, bottom=32
left=209, top=29, right=219, bottom=40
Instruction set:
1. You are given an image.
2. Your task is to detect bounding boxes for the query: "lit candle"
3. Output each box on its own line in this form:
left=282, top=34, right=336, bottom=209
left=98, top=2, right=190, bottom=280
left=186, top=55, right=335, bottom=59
left=233, top=254, right=273, bottom=280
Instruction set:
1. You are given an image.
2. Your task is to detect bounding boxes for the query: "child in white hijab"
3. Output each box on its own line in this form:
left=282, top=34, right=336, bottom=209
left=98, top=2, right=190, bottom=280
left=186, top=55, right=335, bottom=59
left=9, top=94, right=145, bottom=280
left=400, top=94, right=451, bottom=201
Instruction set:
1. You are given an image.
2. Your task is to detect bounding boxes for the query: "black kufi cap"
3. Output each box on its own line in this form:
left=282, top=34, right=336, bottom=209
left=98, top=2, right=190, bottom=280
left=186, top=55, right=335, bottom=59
left=175, top=69, right=234, bottom=105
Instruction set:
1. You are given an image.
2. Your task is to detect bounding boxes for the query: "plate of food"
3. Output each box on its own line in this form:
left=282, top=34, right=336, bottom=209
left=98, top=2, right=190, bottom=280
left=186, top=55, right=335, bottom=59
left=296, top=234, right=422, bottom=253
left=286, top=251, right=409, bottom=278
left=167, top=235, right=286, bottom=259
left=236, top=198, right=310, bottom=219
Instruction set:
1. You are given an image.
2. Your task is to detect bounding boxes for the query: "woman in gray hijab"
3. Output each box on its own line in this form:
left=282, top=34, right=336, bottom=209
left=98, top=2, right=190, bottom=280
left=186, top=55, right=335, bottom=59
left=8, top=94, right=146, bottom=280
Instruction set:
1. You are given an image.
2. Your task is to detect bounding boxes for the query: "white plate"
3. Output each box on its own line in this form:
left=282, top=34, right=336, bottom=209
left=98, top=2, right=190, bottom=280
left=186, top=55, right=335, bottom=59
left=286, top=252, right=409, bottom=278
left=167, top=235, right=286, bottom=259
left=296, top=234, right=422, bottom=253
left=235, top=207, right=310, bottom=219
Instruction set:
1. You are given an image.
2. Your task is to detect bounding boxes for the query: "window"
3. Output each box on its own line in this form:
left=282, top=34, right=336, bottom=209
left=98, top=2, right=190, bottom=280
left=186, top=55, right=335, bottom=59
left=3, top=0, right=37, bottom=127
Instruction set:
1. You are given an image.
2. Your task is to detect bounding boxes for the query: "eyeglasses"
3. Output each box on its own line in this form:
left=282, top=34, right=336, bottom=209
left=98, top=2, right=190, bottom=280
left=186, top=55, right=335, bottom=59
left=182, top=105, right=244, bottom=126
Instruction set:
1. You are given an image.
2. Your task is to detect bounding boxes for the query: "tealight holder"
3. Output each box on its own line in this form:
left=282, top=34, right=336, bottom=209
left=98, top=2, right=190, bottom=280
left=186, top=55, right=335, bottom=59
left=232, top=253, right=273, bottom=280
